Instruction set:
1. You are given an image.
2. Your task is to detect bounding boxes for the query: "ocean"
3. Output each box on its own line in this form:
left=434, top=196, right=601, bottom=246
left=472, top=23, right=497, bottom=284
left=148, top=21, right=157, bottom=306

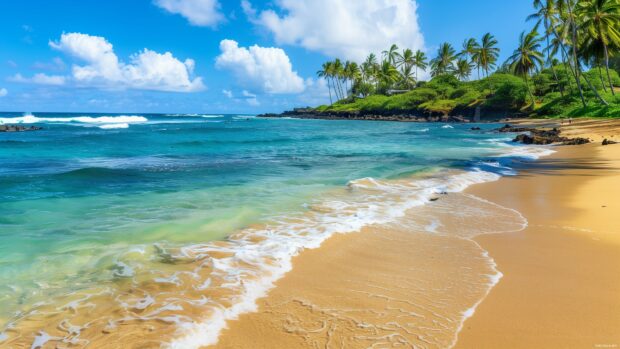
left=0, top=112, right=552, bottom=348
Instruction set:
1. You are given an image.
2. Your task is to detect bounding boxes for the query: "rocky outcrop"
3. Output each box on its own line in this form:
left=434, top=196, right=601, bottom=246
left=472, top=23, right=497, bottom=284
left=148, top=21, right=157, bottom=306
left=259, top=108, right=472, bottom=123
left=498, top=124, right=591, bottom=146
left=0, top=125, right=42, bottom=132
left=602, top=139, right=618, bottom=146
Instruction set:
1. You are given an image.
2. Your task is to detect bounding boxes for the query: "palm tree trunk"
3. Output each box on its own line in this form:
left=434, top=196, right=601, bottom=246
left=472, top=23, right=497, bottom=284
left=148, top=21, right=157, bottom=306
left=327, top=79, right=333, bottom=105
left=604, top=44, right=616, bottom=96
left=598, top=64, right=608, bottom=93
left=561, top=50, right=574, bottom=94
left=525, top=74, right=535, bottom=106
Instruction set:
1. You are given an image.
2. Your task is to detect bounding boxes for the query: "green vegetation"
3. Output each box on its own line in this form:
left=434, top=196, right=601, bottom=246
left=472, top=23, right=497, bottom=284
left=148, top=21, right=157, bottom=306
left=314, top=0, right=620, bottom=118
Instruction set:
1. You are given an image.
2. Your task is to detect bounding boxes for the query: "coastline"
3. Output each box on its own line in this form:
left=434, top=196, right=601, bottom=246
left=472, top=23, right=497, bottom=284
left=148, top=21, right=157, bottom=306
left=208, top=120, right=620, bottom=349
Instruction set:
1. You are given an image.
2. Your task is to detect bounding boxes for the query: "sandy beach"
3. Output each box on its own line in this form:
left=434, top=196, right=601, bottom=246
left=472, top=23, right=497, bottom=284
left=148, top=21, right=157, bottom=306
left=210, top=119, right=620, bottom=349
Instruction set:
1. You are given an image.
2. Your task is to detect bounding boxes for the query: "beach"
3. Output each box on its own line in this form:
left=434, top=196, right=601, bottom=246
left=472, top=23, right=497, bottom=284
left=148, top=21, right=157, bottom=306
left=1, top=117, right=619, bottom=348
left=211, top=120, right=620, bottom=349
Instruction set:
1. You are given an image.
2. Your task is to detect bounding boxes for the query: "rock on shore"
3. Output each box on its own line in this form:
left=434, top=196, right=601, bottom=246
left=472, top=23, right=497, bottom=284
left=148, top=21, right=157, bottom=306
left=498, top=124, right=590, bottom=146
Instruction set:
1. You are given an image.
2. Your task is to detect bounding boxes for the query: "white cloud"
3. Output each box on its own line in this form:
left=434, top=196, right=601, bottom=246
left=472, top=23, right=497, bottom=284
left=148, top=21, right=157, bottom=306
left=9, top=73, right=66, bottom=86
left=49, top=33, right=204, bottom=92
left=222, top=89, right=233, bottom=98
left=245, top=0, right=425, bottom=61
left=0, top=88, right=7, bottom=97
left=215, top=39, right=304, bottom=94
left=154, top=0, right=224, bottom=27
left=242, top=90, right=260, bottom=106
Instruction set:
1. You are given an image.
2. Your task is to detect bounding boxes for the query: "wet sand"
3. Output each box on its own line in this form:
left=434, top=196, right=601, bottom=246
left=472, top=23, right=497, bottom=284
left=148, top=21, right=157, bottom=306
left=211, top=120, right=620, bottom=349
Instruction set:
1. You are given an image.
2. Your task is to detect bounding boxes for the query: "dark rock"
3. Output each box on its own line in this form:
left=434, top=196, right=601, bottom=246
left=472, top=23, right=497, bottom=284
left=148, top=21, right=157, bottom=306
left=602, top=139, right=617, bottom=146
left=470, top=127, right=481, bottom=131
left=0, top=124, right=42, bottom=132
left=561, top=137, right=590, bottom=145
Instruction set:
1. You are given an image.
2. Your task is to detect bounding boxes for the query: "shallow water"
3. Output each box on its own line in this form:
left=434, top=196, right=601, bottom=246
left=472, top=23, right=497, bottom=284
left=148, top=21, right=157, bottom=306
left=0, top=112, right=551, bottom=347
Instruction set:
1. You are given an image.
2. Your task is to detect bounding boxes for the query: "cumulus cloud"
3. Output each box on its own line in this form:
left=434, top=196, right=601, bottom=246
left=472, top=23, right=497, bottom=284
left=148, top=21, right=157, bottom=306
left=244, top=0, right=425, bottom=61
left=215, top=39, right=304, bottom=94
left=49, top=33, right=204, bottom=92
left=10, top=73, right=66, bottom=86
left=0, top=88, right=7, bottom=97
left=154, top=0, right=224, bottom=27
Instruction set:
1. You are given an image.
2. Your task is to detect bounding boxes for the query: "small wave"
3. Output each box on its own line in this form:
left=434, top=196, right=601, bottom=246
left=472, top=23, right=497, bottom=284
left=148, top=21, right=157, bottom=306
left=99, top=123, right=129, bottom=130
left=0, top=114, right=147, bottom=125
left=442, top=124, right=454, bottom=129
left=201, top=115, right=224, bottom=118
left=497, top=144, right=556, bottom=160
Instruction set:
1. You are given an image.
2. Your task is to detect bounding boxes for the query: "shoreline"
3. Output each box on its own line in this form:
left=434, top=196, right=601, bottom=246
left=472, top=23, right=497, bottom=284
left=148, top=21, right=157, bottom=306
left=208, top=120, right=620, bottom=349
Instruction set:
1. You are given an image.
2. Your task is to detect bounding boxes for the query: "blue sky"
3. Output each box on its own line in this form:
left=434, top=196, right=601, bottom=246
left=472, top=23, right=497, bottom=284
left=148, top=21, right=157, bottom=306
left=0, top=0, right=533, bottom=114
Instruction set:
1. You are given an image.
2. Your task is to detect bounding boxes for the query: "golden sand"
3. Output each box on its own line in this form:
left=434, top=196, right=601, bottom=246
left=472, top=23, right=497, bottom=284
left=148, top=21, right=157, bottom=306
left=456, top=143, right=620, bottom=349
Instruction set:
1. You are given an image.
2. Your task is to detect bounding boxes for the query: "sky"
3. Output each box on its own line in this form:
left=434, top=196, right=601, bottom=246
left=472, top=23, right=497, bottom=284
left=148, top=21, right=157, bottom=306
left=0, top=0, right=534, bottom=114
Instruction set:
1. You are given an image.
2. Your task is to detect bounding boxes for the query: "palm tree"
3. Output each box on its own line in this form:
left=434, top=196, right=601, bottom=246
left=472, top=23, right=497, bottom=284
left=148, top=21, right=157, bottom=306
left=455, top=59, right=474, bottom=81
left=397, top=48, right=414, bottom=69
left=430, top=43, right=457, bottom=77
left=507, top=29, right=545, bottom=105
left=474, top=33, right=500, bottom=78
left=382, top=44, right=401, bottom=65
left=577, top=0, right=620, bottom=95
left=529, top=0, right=564, bottom=96
left=317, top=62, right=333, bottom=105
left=400, top=65, right=416, bottom=89
left=332, top=59, right=345, bottom=101
left=377, top=60, right=400, bottom=92
left=459, top=38, right=480, bottom=62
left=412, top=50, right=428, bottom=81
left=557, top=0, right=608, bottom=105
left=344, top=61, right=361, bottom=97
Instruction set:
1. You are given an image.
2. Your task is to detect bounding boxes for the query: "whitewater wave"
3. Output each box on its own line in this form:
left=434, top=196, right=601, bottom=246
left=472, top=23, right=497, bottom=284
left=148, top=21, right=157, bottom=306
left=0, top=114, right=148, bottom=125
left=99, top=123, right=129, bottom=130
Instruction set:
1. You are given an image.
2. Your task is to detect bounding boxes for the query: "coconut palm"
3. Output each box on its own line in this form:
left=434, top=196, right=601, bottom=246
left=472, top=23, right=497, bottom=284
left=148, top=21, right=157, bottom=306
left=459, top=38, right=480, bottom=62
left=332, top=59, right=345, bottom=100
left=344, top=61, right=361, bottom=97
left=577, top=0, right=620, bottom=95
left=474, top=33, right=500, bottom=78
left=382, top=44, right=401, bottom=65
left=557, top=0, right=608, bottom=105
left=397, top=48, right=415, bottom=70
left=412, top=50, right=428, bottom=81
left=430, top=43, right=457, bottom=77
left=377, top=60, right=400, bottom=91
left=455, top=59, right=474, bottom=81
left=399, top=64, right=416, bottom=89
left=529, top=0, right=564, bottom=96
left=316, top=62, right=333, bottom=105
left=507, top=29, right=545, bottom=104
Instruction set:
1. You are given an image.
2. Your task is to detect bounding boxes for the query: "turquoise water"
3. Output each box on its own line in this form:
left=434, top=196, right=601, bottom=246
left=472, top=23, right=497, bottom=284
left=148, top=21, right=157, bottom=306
left=0, top=112, right=538, bottom=346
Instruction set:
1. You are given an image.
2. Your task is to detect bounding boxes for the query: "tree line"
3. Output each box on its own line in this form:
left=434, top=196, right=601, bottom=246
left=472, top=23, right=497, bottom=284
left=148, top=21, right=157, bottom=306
left=317, top=0, right=619, bottom=108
